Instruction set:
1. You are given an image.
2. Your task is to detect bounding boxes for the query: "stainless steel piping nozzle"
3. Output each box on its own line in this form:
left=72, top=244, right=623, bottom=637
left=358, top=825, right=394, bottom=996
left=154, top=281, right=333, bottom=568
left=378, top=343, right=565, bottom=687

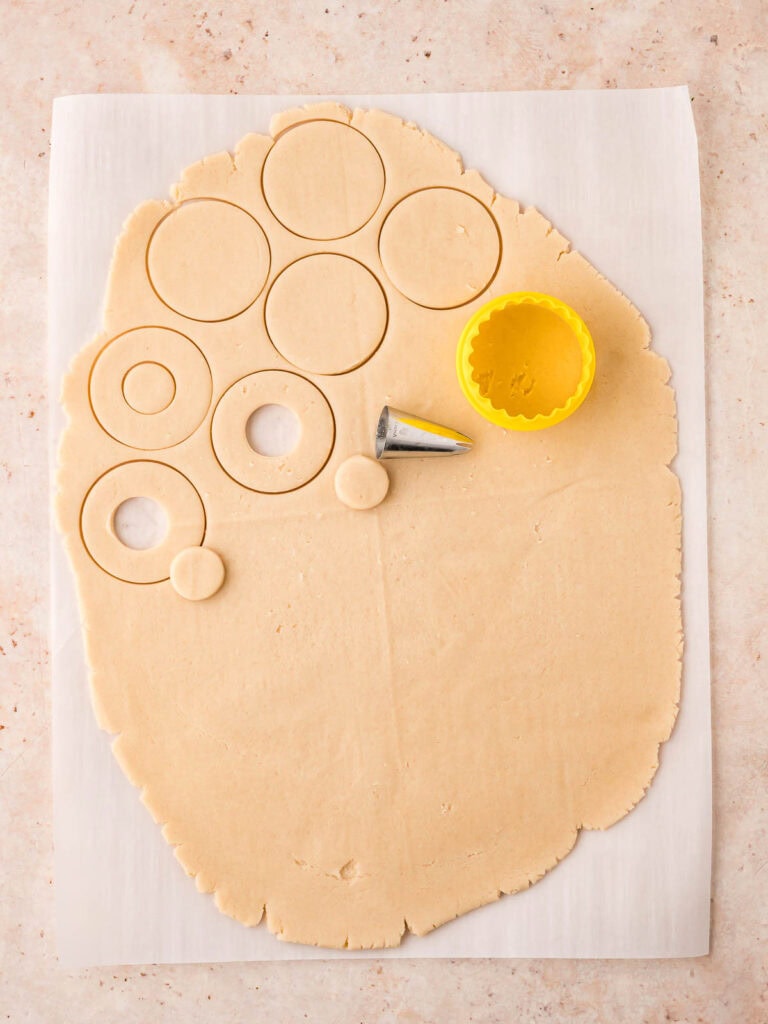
left=375, top=406, right=474, bottom=460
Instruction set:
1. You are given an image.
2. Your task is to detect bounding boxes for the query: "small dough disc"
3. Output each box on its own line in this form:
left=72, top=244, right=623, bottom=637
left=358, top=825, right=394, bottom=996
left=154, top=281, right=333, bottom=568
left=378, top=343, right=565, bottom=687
left=147, top=199, right=271, bottom=321
left=379, top=187, right=500, bottom=309
left=266, top=254, right=388, bottom=375
left=122, top=362, right=176, bottom=414
left=334, top=455, right=390, bottom=510
left=262, top=120, right=385, bottom=239
left=170, top=547, right=226, bottom=601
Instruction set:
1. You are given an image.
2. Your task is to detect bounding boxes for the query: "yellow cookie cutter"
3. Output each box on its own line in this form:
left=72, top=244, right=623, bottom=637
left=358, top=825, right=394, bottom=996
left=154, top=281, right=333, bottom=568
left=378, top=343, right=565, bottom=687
left=456, top=291, right=596, bottom=431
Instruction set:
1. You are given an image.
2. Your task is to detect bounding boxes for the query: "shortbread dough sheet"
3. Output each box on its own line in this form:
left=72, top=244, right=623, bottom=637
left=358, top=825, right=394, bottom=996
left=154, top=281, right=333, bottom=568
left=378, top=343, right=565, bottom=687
left=50, top=90, right=711, bottom=964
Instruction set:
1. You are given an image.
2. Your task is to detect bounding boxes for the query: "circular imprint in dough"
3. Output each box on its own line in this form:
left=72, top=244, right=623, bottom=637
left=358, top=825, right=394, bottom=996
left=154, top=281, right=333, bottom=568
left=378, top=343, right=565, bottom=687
left=147, top=199, right=271, bottom=321
left=334, top=455, right=390, bottom=510
left=122, top=362, right=176, bottom=414
left=81, top=461, right=206, bottom=584
left=378, top=187, right=501, bottom=309
left=265, top=254, right=388, bottom=375
left=90, top=327, right=212, bottom=450
left=170, top=546, right=226, bottom=601
left=211, top=371, right=335, bottom=493
left=262, top=120, right=385, bottom=240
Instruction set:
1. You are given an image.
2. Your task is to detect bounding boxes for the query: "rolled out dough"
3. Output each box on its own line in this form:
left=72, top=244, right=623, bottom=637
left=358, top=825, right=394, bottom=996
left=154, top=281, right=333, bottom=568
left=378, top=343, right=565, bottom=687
left=56, top=103, right=681, bottom=950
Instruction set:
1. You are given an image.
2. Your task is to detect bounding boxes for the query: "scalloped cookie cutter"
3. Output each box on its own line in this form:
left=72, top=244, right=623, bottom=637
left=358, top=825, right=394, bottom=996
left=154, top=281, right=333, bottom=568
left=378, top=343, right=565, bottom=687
left=457, top=291, right=596, bottom=431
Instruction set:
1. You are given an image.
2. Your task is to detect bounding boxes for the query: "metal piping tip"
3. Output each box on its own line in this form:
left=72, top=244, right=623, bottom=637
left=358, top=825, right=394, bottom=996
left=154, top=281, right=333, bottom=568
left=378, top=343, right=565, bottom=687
left=375, top=406, right=474, bottom=459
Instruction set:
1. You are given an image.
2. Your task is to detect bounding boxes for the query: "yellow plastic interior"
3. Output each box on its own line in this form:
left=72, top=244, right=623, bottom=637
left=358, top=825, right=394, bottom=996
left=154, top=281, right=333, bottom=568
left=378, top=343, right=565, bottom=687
left=468, top=304, right=584, bottom=418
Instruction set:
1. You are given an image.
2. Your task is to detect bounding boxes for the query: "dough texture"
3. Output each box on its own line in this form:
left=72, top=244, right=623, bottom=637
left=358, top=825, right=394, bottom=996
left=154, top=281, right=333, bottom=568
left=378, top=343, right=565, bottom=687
left=378, top=187, right=500, bottom=308
left=56, top=104, right=682, bottom=950
left=334, top=455, right=390, bottom=510
left=170, top=546, right=226, bottom=602
left=147, top=198, right=271, bottom=321
left=265, top=253, right=388, bottom=375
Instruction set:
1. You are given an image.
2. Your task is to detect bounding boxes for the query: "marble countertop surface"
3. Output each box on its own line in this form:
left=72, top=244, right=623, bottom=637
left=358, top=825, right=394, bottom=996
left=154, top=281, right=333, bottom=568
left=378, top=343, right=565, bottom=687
left=1, top=1, right=766, bottom=1021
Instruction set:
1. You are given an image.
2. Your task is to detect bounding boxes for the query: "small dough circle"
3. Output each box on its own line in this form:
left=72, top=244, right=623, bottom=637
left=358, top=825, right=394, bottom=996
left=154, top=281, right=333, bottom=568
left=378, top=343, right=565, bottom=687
left=378, top=187, right=500, bottom=309
left=122, top=361, right=176, bottom=414
left=334, top=455, right=390, bottom=510
left=90, top=327, right=212, bottom=450
left=266, top=254, right=388, bottom=375
left=262, top=120, right=385, bottom=240
left=211, top=371, right=335, bottom=493
left=81, top=461, right=206, bottom=584
left=170, top=547, right=226, bottom=601
left=147, top=199, right=271, bottom=321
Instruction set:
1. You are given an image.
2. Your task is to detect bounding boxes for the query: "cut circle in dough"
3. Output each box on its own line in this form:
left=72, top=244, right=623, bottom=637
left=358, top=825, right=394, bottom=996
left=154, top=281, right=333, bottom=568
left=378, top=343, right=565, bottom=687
left=81, top=461, right=206, bottom=584
left=378, top=187, right=500, bottom=309
left=122, top=361, right=176, bottom=414
left=90, top=327, right=212, bottom=450
left=211, top=370, right=335, bottom=493
left=147, top=199, right=271, bottom=321
left=334, top=455, right=390, bottom=510
left=170, top=546, right=225, bottom=601
left=262, top=120, right=385, bottom=240
left=265, top=254, right=388, bottom=375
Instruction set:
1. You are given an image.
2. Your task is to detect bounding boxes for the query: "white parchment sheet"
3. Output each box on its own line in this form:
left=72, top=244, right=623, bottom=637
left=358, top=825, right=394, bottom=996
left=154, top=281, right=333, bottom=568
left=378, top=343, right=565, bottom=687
left=49, top=88, right=710, bottom=965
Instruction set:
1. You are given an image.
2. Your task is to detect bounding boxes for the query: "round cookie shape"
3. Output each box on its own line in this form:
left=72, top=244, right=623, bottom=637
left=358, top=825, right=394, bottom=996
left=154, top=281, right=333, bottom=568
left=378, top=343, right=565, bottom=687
left=334, top=455, right=390, bottom=510
left=265, top=254, right=388, bottom=375
left=122, top=361, right=176, bottom=414
left=378, top=187, right=501, bottom=309
left=170, top=546, right=226, bottom=601
left=147, top=199, right=271, bottom=321
left=262, top=120, right=385, bottom=240
left=81, top=461, right=206, bottom=584
left=211, top=371, right=335, bottom=493
left=90, top=327, right=212, bottom=450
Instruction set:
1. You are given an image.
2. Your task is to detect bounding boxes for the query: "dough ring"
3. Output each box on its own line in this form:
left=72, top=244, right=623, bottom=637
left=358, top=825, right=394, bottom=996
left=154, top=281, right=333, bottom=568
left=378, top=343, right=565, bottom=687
left=80, top=461, right=206, bottom=584
left=89, top=327, right=212, bottom=450
left=211, top=371, right=335, bottom=493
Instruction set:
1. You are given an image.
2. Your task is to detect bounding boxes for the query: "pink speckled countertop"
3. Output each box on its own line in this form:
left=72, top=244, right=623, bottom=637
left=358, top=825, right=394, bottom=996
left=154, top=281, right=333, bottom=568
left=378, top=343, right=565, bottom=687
left=1, top=1, right=766, bottom=1021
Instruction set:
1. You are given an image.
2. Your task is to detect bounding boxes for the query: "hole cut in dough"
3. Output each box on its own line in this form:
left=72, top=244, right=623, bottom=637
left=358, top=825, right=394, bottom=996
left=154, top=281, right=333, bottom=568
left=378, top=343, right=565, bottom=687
left=261, top=120, right=385, bottom=240
left=113, top=496, right=169, bottom=550
left=379, top=187, right=501, bottom=309
left=246, top=404, right=301, bottom=458
left=265, top=254, right=388, bottom=375
left=147, top=199, right=271, bottom=322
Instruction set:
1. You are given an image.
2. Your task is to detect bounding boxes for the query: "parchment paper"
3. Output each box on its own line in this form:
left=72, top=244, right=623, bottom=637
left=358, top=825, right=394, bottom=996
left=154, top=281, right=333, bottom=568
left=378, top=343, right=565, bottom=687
left=49, top=88, right=710, bottom=965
